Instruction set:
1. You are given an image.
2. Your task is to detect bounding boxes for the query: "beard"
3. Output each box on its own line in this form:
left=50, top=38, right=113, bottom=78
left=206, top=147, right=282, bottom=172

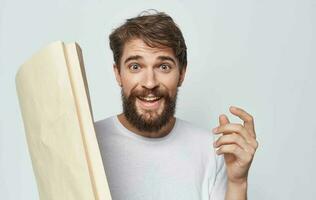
left=121, top=87, right=178, bottom=133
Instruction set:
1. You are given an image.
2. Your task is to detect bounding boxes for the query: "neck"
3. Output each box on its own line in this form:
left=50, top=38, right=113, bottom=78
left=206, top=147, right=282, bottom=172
left=117, top=113, right=176, bottom=138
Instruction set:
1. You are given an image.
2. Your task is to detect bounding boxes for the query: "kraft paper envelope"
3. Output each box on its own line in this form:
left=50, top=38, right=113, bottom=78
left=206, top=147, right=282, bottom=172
left=16, top=41, right=112, bottom=200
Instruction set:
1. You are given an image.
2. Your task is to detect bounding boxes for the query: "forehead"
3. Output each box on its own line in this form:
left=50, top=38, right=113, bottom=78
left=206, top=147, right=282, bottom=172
left=121, top=38, right=177, bottom=63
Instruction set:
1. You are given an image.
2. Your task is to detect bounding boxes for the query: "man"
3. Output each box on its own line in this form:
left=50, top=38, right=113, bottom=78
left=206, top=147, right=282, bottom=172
left=95, top=10, right=258, bottom=200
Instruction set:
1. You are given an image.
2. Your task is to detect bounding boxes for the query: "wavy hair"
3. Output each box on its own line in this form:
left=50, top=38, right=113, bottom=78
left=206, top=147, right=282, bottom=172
left=109, top=10, right=187, bottom=71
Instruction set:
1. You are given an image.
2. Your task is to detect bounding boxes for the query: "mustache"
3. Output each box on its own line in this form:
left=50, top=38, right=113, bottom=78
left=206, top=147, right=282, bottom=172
left=129, top=88, right=168, bottom=98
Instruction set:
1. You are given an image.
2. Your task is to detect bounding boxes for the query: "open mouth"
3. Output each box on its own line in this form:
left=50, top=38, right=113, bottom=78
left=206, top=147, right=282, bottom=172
left=136, top=95, right=163, bottom=110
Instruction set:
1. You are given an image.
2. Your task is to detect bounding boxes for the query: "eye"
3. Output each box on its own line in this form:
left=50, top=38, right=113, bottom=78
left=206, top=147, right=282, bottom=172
left=159, top=64, right=171, bottom=72
left=129, top=63, right=141, bottom=72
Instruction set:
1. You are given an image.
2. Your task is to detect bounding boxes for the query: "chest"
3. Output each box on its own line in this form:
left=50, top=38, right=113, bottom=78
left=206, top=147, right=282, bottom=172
left=100, top=137, right=209, bottom=199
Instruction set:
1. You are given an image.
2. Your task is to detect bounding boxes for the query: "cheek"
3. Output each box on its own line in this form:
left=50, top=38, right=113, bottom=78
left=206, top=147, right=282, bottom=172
left=120, top=73, right=140, bottom=96
left=158, top=76, right=180, bottom=96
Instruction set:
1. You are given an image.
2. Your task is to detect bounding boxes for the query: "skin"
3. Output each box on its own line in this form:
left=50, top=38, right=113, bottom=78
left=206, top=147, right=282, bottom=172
left=212, top=106, right=259, bottom=199
left=113, top=38, right=186, bottom=138
left=113, top=38, right=258, bottom=199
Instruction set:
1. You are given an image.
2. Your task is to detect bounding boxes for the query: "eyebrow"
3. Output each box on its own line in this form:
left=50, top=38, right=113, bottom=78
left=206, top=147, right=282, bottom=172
left=124, top=55, right=142, bottom=64
left=123, top=55, right=176, bottom=65
left=157, top=56, right=176, bottom=65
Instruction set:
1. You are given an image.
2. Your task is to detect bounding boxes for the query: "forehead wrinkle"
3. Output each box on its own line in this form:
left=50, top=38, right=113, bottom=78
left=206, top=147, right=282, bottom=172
left=129, top=45, right=170, bottom=54
left=122, top=38, right=177, bottom=65
left=128, top=47, right=175, bottom=61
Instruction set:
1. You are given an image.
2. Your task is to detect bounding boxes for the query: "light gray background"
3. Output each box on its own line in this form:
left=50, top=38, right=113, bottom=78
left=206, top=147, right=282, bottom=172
left=0, top=0, right=315, bottom=199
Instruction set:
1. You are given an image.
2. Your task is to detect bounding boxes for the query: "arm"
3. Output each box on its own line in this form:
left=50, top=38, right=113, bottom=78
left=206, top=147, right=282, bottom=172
left=212, top=106, right=258, bottom=200
left=225, top=180, right=247, bottom=200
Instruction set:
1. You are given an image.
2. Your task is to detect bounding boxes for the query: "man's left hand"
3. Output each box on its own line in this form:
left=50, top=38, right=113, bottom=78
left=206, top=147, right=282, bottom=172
left=212, top=106, right=259, bottom=184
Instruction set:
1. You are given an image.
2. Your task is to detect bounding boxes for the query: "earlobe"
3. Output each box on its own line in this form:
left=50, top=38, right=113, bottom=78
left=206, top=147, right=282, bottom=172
left=178, top=78, right=183, bottom=87
left=113, top=64, right=122, bottom=87
left=178, top=66, right=187, bottom=87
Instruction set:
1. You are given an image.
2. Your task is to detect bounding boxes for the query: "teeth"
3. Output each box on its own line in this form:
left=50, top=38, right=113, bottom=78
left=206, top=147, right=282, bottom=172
left=139, top=96, right=161, bottom=102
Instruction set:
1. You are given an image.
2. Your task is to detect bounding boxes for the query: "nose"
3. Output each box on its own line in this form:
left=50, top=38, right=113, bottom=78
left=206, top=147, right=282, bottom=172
left=141, top=69, right=159, bottom=90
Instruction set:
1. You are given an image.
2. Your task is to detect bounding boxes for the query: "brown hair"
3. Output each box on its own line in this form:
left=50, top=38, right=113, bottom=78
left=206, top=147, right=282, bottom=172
left=109, top=10, right=187, bottom=72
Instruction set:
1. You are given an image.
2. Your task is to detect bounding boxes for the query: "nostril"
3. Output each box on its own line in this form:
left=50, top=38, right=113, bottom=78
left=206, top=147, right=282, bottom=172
left=141, top=84, right=159, bottom=91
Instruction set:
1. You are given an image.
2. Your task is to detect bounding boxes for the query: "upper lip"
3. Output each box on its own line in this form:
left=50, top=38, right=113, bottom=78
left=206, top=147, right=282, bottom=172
left=138, top=96, right=161, bottom=101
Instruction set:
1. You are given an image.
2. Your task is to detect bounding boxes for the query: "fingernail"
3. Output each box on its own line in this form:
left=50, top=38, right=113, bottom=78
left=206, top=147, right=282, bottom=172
left=213, top=141, right=217, bottom=147
left=212, top=127, right=218, bottom=133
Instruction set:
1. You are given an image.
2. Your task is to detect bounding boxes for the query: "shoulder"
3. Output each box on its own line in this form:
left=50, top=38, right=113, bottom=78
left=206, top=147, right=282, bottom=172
left=94, top=115, right=117, bottom=133
left=175, top=118, right=216, bottom=146
left=175, top=118, right=222, bottom=174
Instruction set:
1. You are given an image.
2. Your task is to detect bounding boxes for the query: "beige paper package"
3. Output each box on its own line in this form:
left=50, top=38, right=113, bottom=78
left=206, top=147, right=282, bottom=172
left=15, top=41, right=112, bottom=200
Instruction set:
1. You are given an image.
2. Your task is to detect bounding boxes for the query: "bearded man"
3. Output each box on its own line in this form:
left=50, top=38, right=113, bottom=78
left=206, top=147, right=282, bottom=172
left=95, top=10, right=258, bottom=200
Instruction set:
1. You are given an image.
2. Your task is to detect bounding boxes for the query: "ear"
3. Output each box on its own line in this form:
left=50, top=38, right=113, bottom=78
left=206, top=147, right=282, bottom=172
left=113, top=64, right=122, bottom=87
left=178, top=65, right=187, bottom=87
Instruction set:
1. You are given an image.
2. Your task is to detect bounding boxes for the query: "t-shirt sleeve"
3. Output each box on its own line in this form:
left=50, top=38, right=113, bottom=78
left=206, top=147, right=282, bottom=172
left=208, top=154, right=227, bottom=200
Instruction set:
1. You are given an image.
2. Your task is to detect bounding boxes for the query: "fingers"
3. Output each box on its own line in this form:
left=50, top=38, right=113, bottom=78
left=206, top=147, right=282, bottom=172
left=229, top=106, right=256, bottom=138
left=212, top=106, right=259, bottom=176
left=219, top=114, right=230, bottom=126
left=212, top=106, right=259, bottom=153
left=213, top=123, right=259, bottom=153
left=213, top=133, right=256, bottom=156
left=213, top=123, right=255, bottom=145
left=215, top=144, right=253, bottom=165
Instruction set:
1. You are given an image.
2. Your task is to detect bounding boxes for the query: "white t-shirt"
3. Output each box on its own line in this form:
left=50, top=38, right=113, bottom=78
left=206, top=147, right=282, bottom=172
left=94, top=116, right=227, bottom=200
